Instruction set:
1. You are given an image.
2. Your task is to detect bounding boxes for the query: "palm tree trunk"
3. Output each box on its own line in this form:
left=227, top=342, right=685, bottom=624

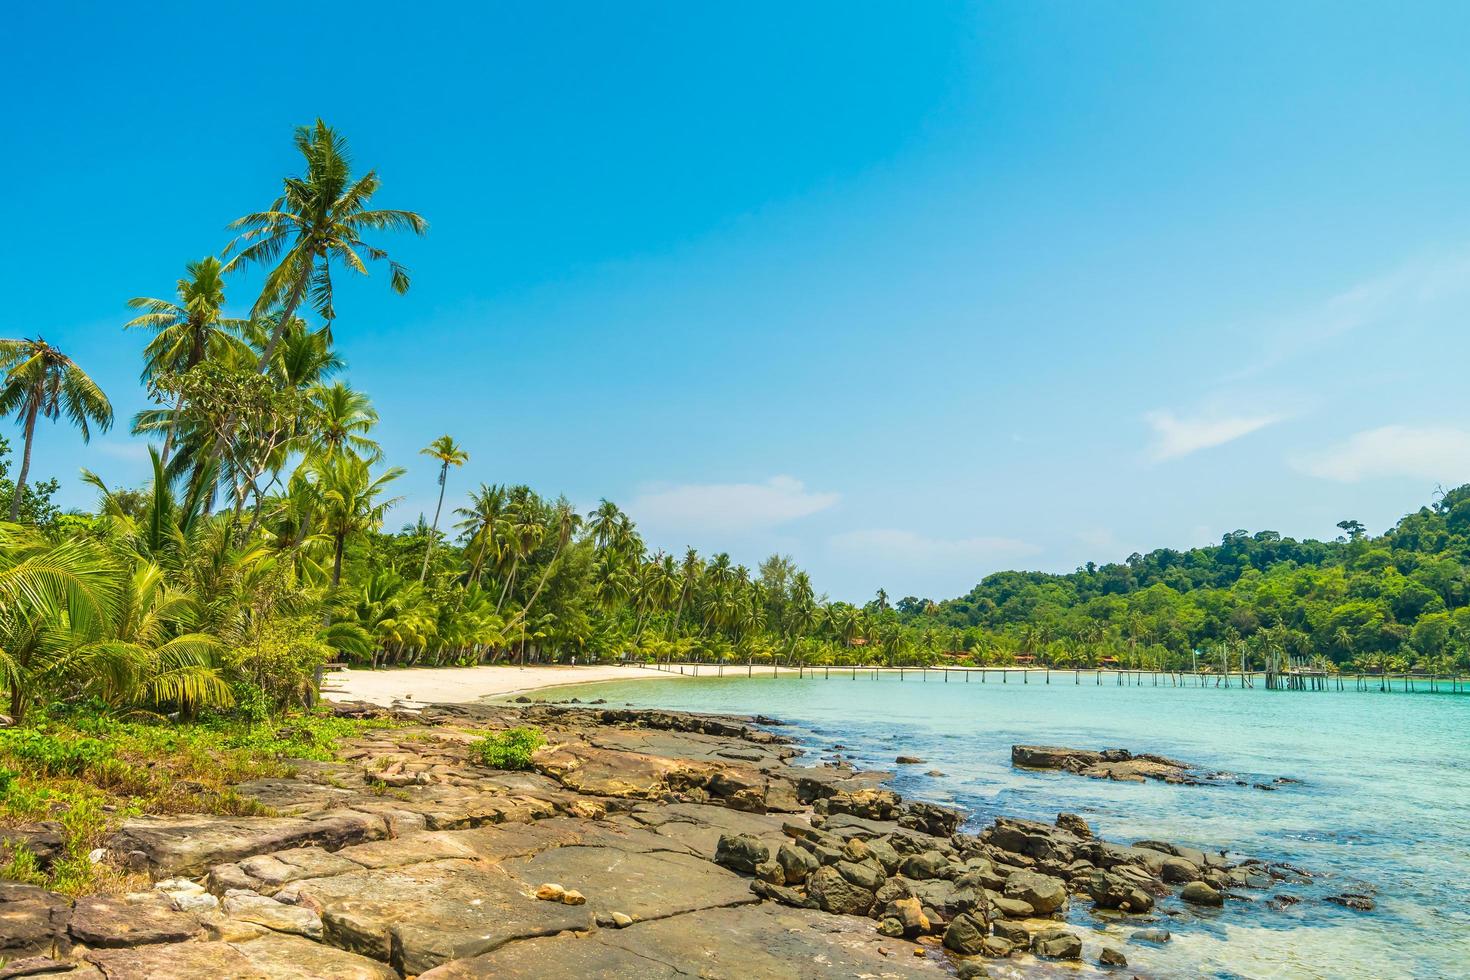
left=496, top=556, right=520, bottom=614
left=10, top=399, right=39, bottom=522
left=160, top=391, right=186, bottom=467
left=420, top=464, right=447, bottom=583
left=332, top=533, right=345, bottom=588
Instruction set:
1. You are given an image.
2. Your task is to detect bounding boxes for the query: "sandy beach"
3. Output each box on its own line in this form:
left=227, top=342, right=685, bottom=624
left=320, top=663, right=686, bottom=707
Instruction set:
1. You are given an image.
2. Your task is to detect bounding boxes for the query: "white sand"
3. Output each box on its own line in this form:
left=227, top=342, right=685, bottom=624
left=321, top=663, right=686, bottom=707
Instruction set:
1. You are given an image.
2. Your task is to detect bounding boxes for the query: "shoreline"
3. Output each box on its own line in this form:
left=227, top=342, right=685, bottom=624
left=320, top=663, right=689, bottom=707
left=8, top=699, right=1354, bottom=977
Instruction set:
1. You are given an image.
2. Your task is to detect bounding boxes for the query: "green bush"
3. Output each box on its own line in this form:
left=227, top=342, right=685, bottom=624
left=475, top=727, right=545, bottom=771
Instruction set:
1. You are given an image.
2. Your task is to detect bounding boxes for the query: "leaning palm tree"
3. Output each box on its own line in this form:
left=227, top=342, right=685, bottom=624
left=0, top=339, right=113, bottom=521
left=418, top=435, right=468, bottom=582
left=125, top=257, right=248, bottom=464
left=223, top=120, right=428, bottom=371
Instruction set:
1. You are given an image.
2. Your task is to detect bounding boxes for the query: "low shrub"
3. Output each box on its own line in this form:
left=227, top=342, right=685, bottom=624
left=475, top=727, right=545, bottom=771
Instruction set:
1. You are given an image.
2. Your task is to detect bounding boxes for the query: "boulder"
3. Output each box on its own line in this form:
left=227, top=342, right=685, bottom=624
left=1130, top=927, right=1171, bottom=944
left=775, top=842, right=818, bottom=885
left=885, top=896, right=930, bottom=937
left=1033, top=928, right=1083, bottom=960
left=980, top=936, right=1013, bottom=957
left=1003, top=870, right=1067, bottom=914
left=941, top=912, right=988, bottom=955
left=1085, top=869, right=1156, bottom=912
left=1056, top=812, right=1092, bottom=838
left=1181, top=881, right=1224, bottom=907
left=806, top=865, right=874, bottom=916
left=1161, top=856, right=1202, bottom=883
left=899, top=802, right=963, bottom=837
left=1100, top=946, right=1128, bottom=967
left=835, top=859, right=885, bottom=893
left=713, top=833, right=769, bottom=874
left=900, top=850, right=949, bottom=880
left=991, top=919, right=1031, bottom=946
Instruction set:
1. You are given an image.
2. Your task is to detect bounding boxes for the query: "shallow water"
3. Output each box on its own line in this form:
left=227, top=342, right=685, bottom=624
left=517, top=672, right=1470, bottom=979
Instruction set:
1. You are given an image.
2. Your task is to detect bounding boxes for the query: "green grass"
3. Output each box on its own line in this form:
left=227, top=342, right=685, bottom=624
left=474, top=726, right=545, bottom=771
left=0, top=705, right=401, bottom=894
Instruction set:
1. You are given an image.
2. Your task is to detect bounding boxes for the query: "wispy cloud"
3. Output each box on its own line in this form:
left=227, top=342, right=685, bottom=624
left=627, top=475, right=838, bottom=534
left=827, top=528, right=1038, bottom=566
left=1229, top=250, right=1470, bottom=380
left=1293, top=425, right=1470, bottom=483
left=1144, top=410, right=1284, bottom=461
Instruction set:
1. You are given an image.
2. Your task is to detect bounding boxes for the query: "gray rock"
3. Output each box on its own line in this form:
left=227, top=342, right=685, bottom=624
left=941, top=911, right=988, bottom=955
left=900, top=850, right=949, bottom=880
left=1181, top=880, right=1224, bottom=907
left=1033, top=928, right=1083, bottom=960
left=713, top=833, right=769, bottom=874
left=1100, top=945, right=1128, bottom=967
left=1003, top=870, right=1068, bottom=914
left=807, top=865, right=875, bottom=916
left=775, top=842, right=818, bottom=885
left=1130, top=927, right=1172, bottom=944
left=68, top=896, right=200, bottom=948
left=1085, top=869, right=1156, bottom=912
left=1056, top=812, right=1093, bottom=838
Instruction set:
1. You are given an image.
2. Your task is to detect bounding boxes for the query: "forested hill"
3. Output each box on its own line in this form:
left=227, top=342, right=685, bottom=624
left=895, top=486, right=1470, bottom=671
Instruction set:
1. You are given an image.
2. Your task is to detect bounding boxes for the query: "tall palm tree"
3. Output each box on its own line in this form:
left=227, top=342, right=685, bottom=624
left=0, top=339, right=113, bottom=521
left=306, top=382, right=382, bottom=462
left=309, top=455, right=404, bottom=588
left=224, top=120, right=428, bottom=371
left=125, top=257, right=248, bottom=464
left=455, top=483, right=508, bottom=585
left=418, top=435, right=468, bottom=582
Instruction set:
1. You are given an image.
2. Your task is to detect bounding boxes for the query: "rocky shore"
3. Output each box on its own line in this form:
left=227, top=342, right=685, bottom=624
left=2, top=702, right=1337, bottom=978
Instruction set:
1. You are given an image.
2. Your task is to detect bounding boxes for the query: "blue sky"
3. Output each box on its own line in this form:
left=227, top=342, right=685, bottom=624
left=10, top=2, right=1470, bottom=601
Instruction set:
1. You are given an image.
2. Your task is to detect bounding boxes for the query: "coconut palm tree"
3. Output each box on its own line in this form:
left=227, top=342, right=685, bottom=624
left=0, top=524, right=121, bottom=722
left=456, top=483, right=508, bottom=586
left=223, top=120, right=428, bottom=370
left=418, top=435, right=468, bottom=582
left=125, top=257, right=249, bottom=464
left=0, top=339, right=113, bottom=521
left=309, top=455, right=404, bottom=588
left=306, top=382, right=382, bottom=462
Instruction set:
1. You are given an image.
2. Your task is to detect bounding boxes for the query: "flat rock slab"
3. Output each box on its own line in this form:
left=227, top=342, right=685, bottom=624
left=625, top=801, right=793, bottom=858
left=68, top=897, right=200, bottom=948
left=285, top=858, right=593, bottom=975
left=420, top=902, right=943, bottom=978
left=498, top=844, right=757, bottom=924
left=1011, top=744, right=1213, bottom=785
left=0, top=883, right=71, bottom=958
left=84, top=941, right=265, bottom=979
left=112, top=811, right=387, bottom=875
left=231, top=933, right=398, bottom=979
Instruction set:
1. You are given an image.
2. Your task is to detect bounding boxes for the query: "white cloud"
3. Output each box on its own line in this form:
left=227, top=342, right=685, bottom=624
left=1293, top=425, right=1470, bottom=483
left=1145, top=410, right=1284, bottom=461
left=627, top=475, right=837, bottom=534
left=827, top=528, right=1038, bottom=566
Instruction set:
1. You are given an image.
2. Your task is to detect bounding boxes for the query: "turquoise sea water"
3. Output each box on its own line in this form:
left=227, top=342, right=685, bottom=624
left=518, top=672, right=1470, bottom=979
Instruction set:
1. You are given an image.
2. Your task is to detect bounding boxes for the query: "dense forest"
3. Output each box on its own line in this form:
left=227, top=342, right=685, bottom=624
left=2, top=121, right=1465, bottom=738
left=893, top=498, right=1470, bottom=674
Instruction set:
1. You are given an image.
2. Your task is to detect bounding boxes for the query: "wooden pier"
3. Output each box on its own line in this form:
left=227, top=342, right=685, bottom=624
left=633, top=661, right=1466, bottom=694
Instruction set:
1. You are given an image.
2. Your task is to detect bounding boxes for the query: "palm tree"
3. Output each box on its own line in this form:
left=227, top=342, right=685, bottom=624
left=0, top=339, right=113, bottom=521
left=309, top=455, right=404, bottom=588
left=418, top=435, right=468, bottom=582
left=306, top=382, right=382, bottom=462
left=223, top=120, right=428, bottom=371
left=0, top=524, right=121, bottom=722
left=125, top=257, right=248, bottom=465
left=456, top=483, right=508, bottom=586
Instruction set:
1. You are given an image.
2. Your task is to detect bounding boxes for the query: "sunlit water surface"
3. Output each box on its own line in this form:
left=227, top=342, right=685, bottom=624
left=513, top=671, right=1470, bottom=978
